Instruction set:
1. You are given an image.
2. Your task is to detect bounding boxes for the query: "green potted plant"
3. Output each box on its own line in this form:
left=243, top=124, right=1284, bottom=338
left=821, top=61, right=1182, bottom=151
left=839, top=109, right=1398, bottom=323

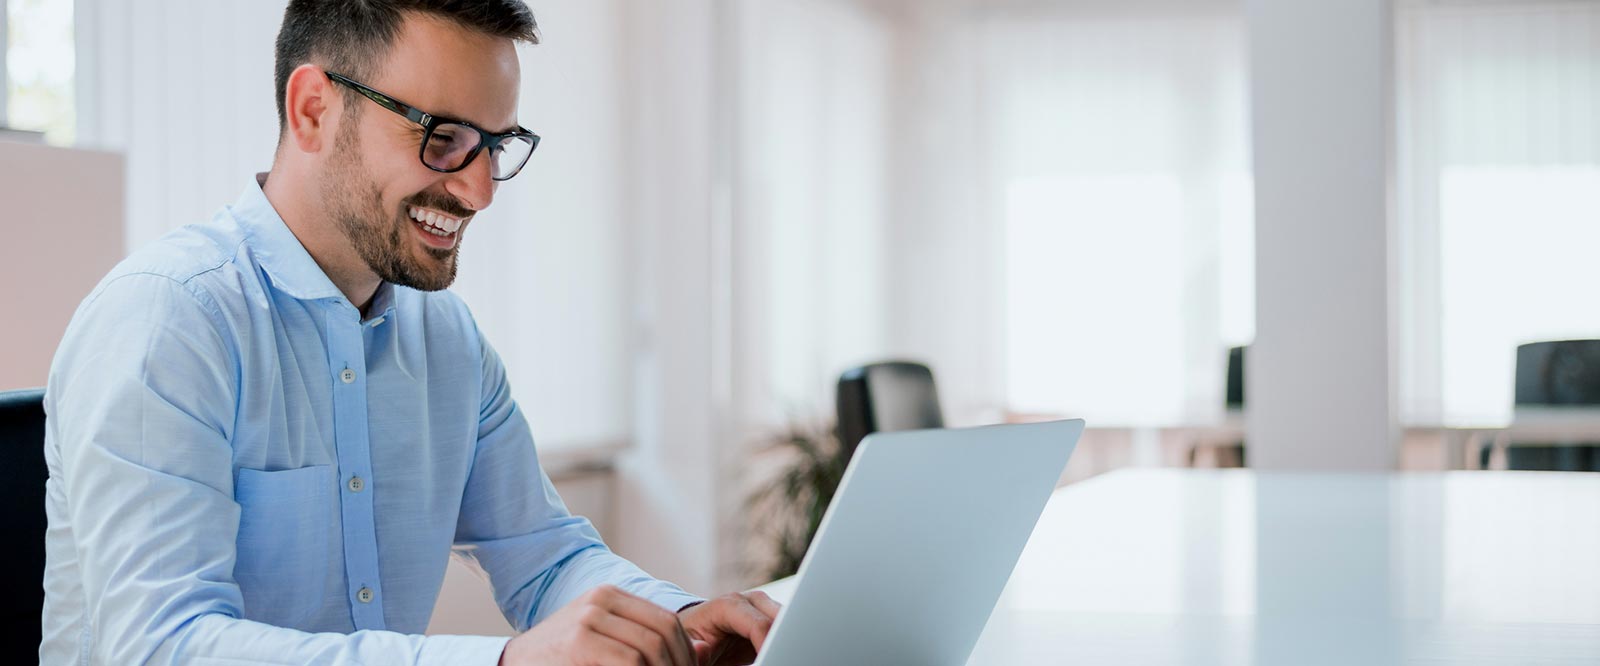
left=745, top=417, right=850, bottom=582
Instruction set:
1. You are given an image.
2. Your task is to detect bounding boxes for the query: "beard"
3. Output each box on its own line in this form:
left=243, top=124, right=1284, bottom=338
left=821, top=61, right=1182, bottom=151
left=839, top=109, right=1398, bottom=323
left=322, top=120, right=463, bottom=292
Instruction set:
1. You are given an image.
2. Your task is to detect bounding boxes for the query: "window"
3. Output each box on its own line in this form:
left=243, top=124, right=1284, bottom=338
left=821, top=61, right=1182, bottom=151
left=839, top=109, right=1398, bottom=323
left=5, top=0, right=74, bottom=144
left=982, top=13, right=1254, bottom=425
left=1399, top=0, right=1600, bottom=423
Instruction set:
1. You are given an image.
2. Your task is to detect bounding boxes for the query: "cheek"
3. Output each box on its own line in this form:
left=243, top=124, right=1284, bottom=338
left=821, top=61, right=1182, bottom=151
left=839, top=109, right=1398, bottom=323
left=382, top=178, right=437, bottom=214
left=359, top=140, right=435, bottom=206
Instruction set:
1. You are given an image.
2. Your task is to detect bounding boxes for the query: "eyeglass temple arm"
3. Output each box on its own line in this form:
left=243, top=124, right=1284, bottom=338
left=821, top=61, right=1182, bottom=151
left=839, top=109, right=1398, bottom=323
left=328, top=73, right=432, bottom=126
left=360, top=88, right=430, bottom=126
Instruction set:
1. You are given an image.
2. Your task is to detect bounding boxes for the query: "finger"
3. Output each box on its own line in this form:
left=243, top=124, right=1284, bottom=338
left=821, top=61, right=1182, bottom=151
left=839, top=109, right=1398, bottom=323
left=590, top=586, right=691, bottom=659
left=603, top=592, right=694, bottom=666
left=692, top=639, right=715, bottom=665
left=588, top=611, right=673, bottom=666
left=743, top=591, right=783, bottom=621
left=600, top=590, right=696, bottom=666
left=716, top=596, right=776, bottom=652
left=584, top=629, right=647, bottom=666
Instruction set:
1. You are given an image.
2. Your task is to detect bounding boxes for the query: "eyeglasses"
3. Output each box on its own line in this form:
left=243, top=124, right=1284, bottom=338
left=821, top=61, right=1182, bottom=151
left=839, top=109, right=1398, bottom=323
left=326, top=71, right=539, bottom=181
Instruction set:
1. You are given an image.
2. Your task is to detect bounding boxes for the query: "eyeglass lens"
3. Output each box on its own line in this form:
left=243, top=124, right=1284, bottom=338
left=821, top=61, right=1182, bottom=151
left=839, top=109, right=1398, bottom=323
left=424, top=122, right=536, bottom=180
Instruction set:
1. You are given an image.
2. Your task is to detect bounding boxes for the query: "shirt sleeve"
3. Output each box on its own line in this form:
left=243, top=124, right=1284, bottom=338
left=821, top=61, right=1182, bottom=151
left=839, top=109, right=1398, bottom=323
left=48, top=274, right=509, bottom=665
left=452, top=327, right=703, bottom=631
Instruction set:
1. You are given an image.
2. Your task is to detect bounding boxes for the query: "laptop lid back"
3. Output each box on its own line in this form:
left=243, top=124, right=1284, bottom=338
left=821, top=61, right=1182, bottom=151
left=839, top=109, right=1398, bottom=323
left=756, top=419, right=1084, bottom=666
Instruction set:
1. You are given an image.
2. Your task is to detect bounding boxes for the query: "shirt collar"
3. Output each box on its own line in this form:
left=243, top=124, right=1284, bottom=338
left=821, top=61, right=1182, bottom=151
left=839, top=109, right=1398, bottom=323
left=363, top=281, right=398, bottom=328
left=230, top=172, right=353, bottom=304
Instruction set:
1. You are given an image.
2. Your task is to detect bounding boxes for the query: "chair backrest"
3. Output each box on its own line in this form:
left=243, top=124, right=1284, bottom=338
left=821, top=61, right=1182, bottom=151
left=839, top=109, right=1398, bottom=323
left=1226, top=346, right=1247, bottom=410
left=0, top=387, right=47, bottom=657
left=836, top=361, right=945, bottom=458
left=1508, top=341, right=1600, bottom=472
left=1515, top=340, right=1600, bottom=406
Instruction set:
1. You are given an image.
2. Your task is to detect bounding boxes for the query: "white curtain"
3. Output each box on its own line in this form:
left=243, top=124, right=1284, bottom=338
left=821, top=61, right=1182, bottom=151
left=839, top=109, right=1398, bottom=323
left=977, top=10, right=1254, bottom=425
left=75, top=0, right=286, bottom=251
left=730, top=0, right=893, bottom=429
left=1398, top=0, right=1600, bottom=424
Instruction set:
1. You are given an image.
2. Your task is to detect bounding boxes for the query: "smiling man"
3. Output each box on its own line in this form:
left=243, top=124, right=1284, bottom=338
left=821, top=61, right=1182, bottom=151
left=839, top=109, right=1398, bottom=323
left=39, top=2, right=776, bottom=665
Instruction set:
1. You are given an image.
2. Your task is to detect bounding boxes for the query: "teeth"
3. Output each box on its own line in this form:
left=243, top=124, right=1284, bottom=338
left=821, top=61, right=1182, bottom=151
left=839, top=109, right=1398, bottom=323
left=408, top=206, right=465, bottom=235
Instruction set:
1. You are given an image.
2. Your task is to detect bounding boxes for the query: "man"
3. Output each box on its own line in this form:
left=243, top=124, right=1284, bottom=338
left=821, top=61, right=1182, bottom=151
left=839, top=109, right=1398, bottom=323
left=40, top=1, right=778, bottom=664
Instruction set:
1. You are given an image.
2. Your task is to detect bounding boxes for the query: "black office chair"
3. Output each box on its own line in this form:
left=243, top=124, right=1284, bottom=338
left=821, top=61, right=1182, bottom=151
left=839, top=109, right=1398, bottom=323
left=1191, top=346, right=1248, bottom=468
left=0, top=387, right=48, bottom=659
left=1226, top=346, right=1246, bottom=411
left=835, top=361, right=944, bottom=461
left=1497, top=340, right=1600, bottom=471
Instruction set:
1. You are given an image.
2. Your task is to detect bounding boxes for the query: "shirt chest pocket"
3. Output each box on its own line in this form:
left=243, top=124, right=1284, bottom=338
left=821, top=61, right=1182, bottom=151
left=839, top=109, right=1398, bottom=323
left=233, top=464, right=333, bottom=628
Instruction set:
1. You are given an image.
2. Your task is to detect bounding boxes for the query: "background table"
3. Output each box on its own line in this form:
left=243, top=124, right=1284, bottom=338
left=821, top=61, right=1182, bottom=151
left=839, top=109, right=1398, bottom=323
left=758, top=469, right=1600, bottom=664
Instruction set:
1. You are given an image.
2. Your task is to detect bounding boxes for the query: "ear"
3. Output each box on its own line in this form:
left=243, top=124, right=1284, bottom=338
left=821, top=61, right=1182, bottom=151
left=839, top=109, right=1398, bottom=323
left=283, top=63, right=337, bottom=154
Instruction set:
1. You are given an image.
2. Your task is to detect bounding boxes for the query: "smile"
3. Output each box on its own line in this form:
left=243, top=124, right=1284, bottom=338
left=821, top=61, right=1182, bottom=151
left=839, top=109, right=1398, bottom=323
left=408, top=206, right=466, bottom=237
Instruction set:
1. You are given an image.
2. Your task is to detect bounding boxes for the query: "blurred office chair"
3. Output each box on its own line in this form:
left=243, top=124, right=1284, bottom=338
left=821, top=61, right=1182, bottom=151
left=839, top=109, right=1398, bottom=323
left=0, top=387, right=48, bottom=659
left=836, top=361, right=944, bottom=460
left=1191, top=347, right=1248, bottom=468
left=1491, top=340, right=1600, bottom=471
left=1226, top=346, right=1246, bottom=411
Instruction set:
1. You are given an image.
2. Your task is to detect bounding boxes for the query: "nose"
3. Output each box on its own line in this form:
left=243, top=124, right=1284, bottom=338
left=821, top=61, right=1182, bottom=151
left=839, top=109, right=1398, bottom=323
left=445, top=147, right=497, bottom=213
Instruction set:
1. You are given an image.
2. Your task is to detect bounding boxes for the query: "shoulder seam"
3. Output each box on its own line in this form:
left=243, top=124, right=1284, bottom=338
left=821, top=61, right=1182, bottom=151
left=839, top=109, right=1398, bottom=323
left=82, top=236, right=246, bottom=313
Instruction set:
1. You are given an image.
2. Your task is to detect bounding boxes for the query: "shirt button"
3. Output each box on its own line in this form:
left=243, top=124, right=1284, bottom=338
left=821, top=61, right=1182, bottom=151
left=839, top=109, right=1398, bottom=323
left=340, top=368, right=356, bottom=384
left=347, top=475, right=365, bottom=493
left=357, top=587, right=374, bottom=604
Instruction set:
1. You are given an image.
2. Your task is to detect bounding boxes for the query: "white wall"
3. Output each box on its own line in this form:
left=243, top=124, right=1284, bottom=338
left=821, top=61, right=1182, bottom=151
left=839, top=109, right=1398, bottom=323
left=1246, top=0, right=1399, bottom=469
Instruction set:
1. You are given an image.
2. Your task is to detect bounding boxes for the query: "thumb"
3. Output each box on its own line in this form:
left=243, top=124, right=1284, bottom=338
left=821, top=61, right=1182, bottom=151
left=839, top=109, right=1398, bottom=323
left=693, top=639, right=716, bottom=665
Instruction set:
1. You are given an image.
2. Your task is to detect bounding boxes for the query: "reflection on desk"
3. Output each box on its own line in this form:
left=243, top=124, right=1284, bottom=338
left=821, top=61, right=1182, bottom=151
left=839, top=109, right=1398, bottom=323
left=757, top=469, right=1600, bottom=665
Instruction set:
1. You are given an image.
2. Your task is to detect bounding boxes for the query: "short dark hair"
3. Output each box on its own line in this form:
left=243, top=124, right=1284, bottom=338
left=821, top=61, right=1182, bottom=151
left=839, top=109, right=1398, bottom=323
left=273, top=0, right=539, bottom=133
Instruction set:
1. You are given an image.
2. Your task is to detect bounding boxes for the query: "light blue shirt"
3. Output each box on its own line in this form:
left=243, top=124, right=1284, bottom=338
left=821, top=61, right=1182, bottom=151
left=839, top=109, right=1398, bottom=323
left=41, top=176, right=699, bottom=665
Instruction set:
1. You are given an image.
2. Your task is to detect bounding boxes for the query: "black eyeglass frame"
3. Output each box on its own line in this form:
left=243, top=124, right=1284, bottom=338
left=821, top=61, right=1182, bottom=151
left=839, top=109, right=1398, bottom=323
left=326, top=71, right=539, bottom=181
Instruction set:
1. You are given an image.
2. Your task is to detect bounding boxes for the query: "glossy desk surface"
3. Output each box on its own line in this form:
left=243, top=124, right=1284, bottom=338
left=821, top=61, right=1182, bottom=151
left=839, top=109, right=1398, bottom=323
left=758, top=469, right=1600, bottom=665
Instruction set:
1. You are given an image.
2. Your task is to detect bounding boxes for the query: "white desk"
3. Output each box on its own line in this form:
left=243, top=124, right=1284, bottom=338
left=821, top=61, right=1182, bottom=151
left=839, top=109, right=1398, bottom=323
left=757, top=469, right=1600, bottom=664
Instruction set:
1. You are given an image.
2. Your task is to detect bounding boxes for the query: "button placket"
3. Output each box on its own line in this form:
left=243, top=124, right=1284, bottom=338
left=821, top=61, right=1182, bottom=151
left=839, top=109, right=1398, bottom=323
left=325, top=305, right=385, bottom=630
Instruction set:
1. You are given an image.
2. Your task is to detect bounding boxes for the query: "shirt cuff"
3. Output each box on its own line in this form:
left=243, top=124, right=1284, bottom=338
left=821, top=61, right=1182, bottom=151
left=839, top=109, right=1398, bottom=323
left=655, top=591, right=707, bottom=614
left=418, top=634, right=513, bottom=666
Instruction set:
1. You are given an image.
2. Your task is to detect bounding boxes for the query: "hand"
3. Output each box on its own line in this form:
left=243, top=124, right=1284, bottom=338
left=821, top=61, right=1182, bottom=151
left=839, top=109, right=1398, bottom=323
left=677, top=591, right=783, bottom=666
left=499, top=585, right=697, bottom=666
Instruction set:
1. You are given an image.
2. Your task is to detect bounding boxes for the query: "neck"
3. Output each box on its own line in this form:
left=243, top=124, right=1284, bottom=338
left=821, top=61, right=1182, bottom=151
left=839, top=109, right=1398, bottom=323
left=259, top=170, right=381, bottom=313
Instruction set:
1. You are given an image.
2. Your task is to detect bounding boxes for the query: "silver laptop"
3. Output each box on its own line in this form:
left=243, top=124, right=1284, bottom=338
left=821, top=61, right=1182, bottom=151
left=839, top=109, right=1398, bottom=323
left=754, top=419, right=1084, bottom=666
